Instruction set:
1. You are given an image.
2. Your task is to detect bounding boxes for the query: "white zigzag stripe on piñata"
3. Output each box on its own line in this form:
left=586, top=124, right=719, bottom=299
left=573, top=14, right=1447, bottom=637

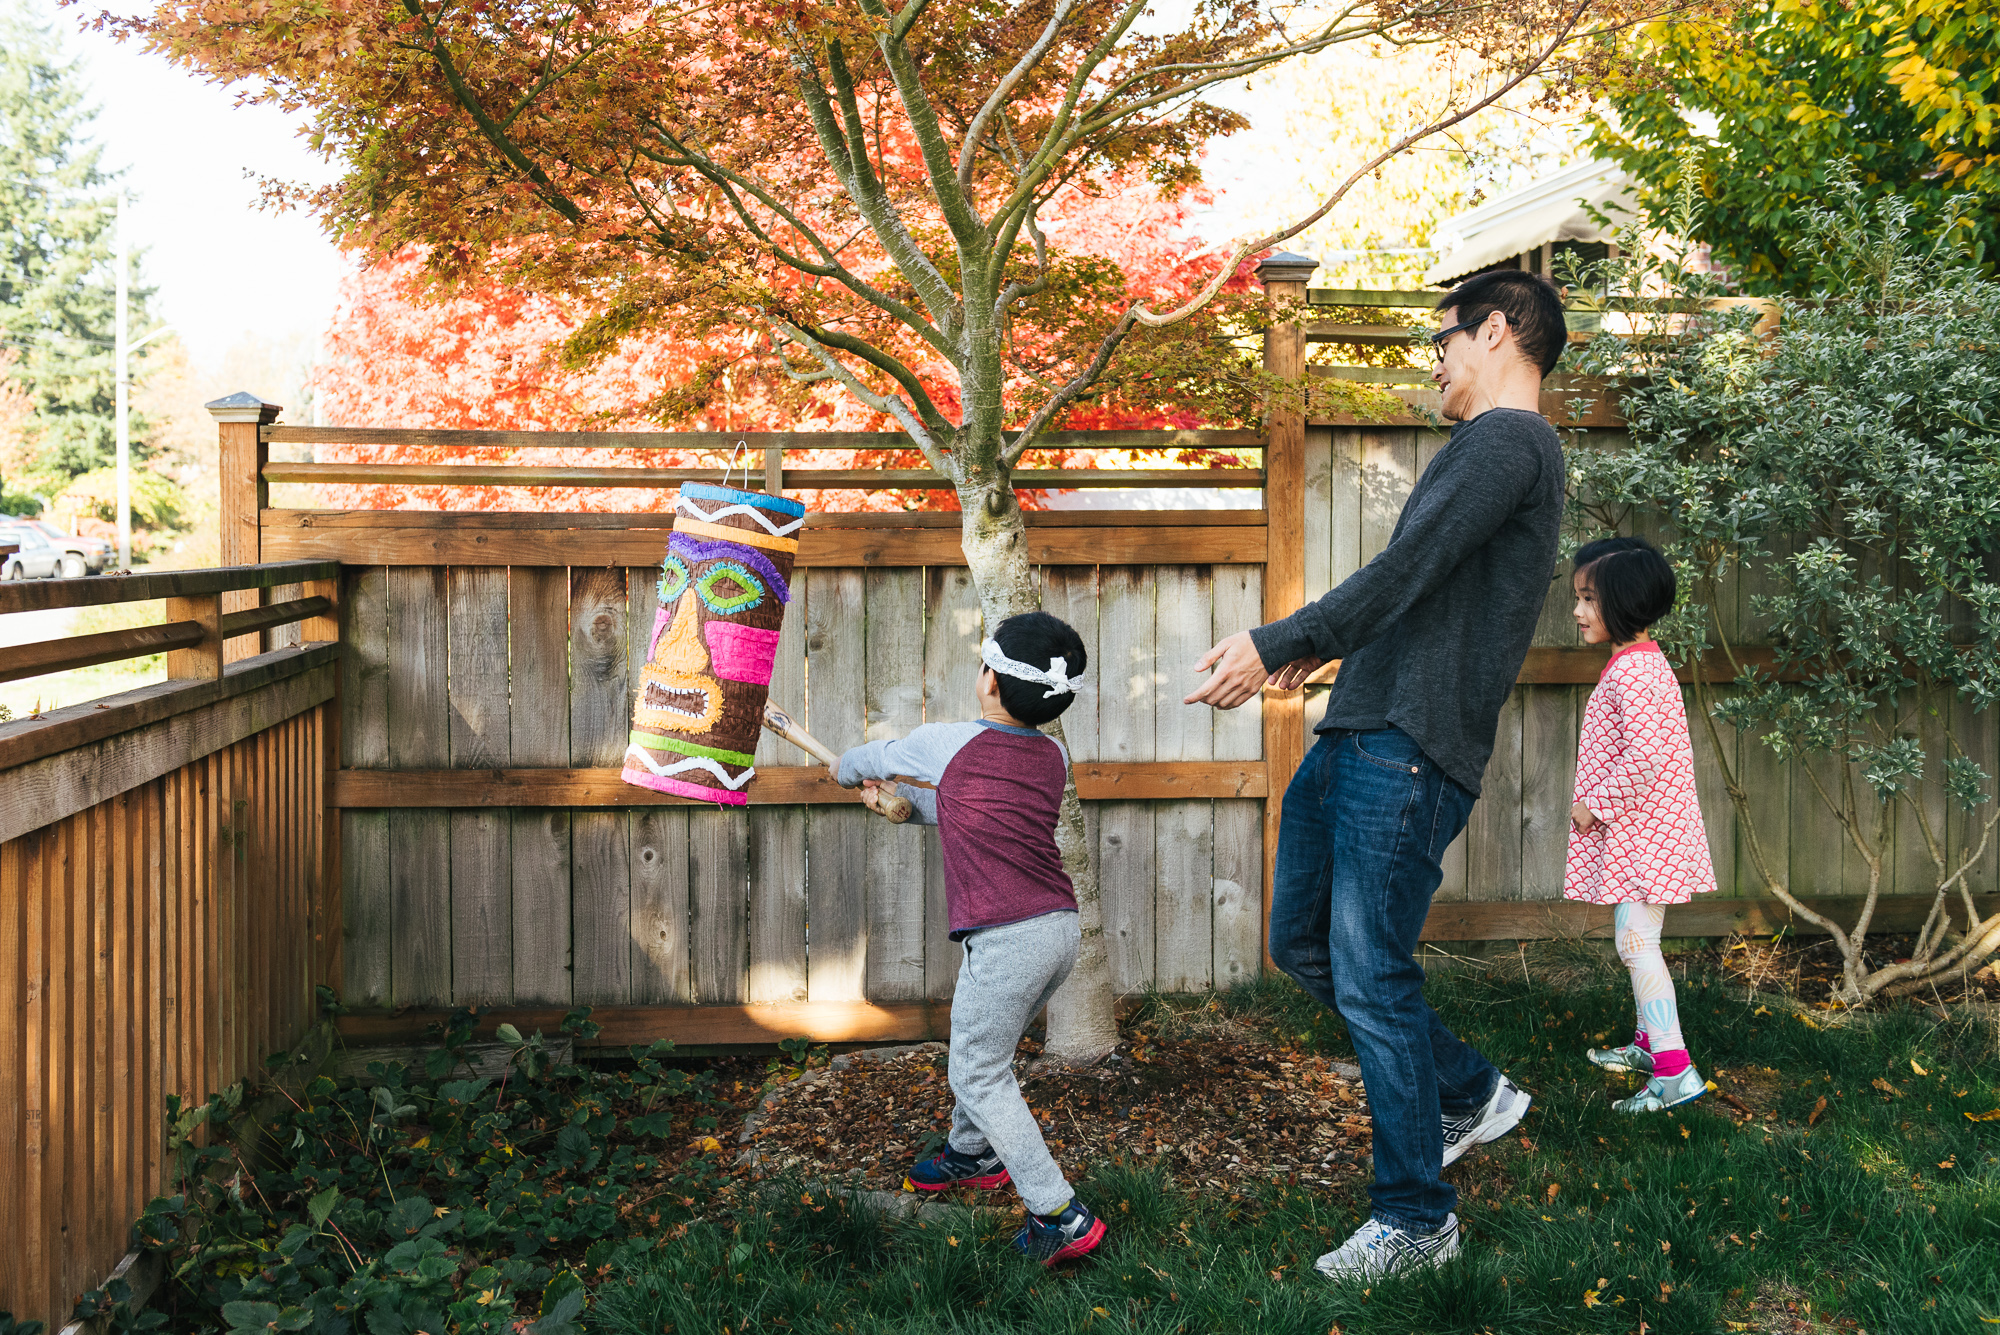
left=674, top=496, right=805, bottom=537
left=623, top=744, right=757, bottom=790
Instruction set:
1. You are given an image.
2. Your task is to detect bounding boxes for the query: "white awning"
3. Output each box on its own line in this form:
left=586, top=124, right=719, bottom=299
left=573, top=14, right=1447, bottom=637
left=1424, top=161, right=1640, bottom=286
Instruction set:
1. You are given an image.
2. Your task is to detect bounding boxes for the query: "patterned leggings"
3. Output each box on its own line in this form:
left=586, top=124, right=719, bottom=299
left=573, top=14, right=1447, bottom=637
left=1615, top=902, right=1685, bottom=1055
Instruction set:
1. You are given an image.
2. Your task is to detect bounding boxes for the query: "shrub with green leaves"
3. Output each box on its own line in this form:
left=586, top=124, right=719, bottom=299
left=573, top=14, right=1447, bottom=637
left=124, top=1002, right=728, bottom=1335
left=1563, top=171, right=2000, bottom=1005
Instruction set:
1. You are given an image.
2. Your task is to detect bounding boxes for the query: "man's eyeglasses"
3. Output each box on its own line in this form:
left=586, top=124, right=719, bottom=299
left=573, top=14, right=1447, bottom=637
left=1428, top=316, right=1483, bottom=364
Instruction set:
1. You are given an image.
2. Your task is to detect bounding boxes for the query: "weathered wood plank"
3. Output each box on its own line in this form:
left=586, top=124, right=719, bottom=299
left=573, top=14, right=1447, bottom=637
left=260, top=520, right=1267, bottom=568
left=1212, top=799, right=1261, bottom=990
left=264, top=461, right=1264, bottom=491
left=328, top=761, right=1269, bottom=806
left=628, top=808, right=691, bottom=1003
left=1211, top=566, right=1264, bottom=764
left=749, top=572, right=809, bottom=1004
left=387, top=566, right=451, bottom=1007
left=267, top=425, right=1265, bottom=453
left=689, top=808, right=747, bottom=1003
left=804, top=569, right=867, bottom=1001
left=1519, top=685, right=1578, bottom=901
left=569, top=568, right=632, bottom=1006
left=863, top=568, right=927, bottom=1002
left=1466, top=689, right=1524, bottom=902
left=0, top=560, right=336, bottom=616
left=1038, top=567, right=1098, bottom=762
left=1154, top=566, right=1213, bottom=994
left=1097, top=567, right=1156, bottom=992
left=262, top=507, right=1263, bottom=532
left=509, top=568, right=573, bottom=1004
left=447, top=567, right=511, bottom=1003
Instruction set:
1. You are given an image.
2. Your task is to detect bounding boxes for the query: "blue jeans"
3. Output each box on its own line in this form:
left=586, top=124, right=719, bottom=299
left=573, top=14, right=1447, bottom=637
left=1269, top=727, right=1498, bottom=1234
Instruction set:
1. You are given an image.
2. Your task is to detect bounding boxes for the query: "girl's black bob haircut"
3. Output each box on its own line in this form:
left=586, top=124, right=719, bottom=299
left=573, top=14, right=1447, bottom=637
left=1574, top=536, right=1676, bottom=643
left=988, top=611, right=1088, bottom=727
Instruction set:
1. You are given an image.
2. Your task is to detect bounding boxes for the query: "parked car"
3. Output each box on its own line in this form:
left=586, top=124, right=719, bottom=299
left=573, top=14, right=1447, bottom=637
left=0, top=524, right=62, bottom=580
left=5, top=516, right=110, bottom=577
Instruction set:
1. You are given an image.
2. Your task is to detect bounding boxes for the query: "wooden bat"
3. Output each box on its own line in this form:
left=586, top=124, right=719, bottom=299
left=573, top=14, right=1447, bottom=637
left=760, top=701, right=914, bottom=823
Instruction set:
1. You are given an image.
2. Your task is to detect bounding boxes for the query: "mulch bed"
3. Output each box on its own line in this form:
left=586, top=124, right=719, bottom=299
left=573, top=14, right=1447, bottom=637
left=1710, top=932, right=2000, bottom=1008
left=740, top=1022, right=1374, bottom=1196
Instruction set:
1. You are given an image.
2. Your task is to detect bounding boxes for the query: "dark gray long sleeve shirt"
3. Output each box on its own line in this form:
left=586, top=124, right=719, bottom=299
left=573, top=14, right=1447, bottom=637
left=1248, top=407, right=1565, bottom=795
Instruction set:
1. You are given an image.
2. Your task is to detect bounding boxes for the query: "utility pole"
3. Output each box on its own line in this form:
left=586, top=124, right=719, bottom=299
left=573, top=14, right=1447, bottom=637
left=115, top=192, right=130, bottom=569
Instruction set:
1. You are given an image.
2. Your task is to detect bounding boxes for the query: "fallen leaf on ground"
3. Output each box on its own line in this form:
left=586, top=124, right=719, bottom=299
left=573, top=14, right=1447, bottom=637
left=1809, top=1096, right=1828, bottom=1126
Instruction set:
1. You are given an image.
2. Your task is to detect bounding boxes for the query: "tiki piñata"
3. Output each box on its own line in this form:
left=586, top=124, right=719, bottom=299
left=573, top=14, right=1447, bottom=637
left=621, top=482, right=808, bottom=804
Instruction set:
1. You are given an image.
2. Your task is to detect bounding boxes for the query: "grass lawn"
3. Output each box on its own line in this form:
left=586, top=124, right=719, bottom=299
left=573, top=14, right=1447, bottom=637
left=594, top=958, right=2000, bottom=1335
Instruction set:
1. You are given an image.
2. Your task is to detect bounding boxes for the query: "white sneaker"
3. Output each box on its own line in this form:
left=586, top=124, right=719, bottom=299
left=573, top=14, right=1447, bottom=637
left=1314, top=1213, right=1461, bottom=1281
left=1440, top=1075, right=1532, bottom=1167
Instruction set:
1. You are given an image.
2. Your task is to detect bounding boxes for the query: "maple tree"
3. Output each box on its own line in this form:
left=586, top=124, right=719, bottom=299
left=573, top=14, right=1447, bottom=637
left=133, top=0, right=1695, bottom=1061
left=309, top=176, right=1264, bottom=514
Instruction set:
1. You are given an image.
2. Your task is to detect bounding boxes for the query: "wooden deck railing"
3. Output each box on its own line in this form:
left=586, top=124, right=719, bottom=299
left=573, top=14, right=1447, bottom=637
left=0, top=561, right=340, bottom=1328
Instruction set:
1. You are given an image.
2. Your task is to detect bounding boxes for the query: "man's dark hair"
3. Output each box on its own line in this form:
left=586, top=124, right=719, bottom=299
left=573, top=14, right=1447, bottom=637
left=1574, top=536, right=1676, bottom=642
left=989, top=611, right=1088, bottom=727
left=1437, top=269, right=1568, bottom=376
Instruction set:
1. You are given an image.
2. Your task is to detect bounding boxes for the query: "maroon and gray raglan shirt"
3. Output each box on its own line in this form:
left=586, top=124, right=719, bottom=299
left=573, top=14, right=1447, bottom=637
left=836, top=720, right=1077, bottom=938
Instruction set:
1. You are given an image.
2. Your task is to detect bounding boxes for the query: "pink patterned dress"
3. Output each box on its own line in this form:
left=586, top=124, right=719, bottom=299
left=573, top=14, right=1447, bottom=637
left=1563, top=641, right=1718, bottom=906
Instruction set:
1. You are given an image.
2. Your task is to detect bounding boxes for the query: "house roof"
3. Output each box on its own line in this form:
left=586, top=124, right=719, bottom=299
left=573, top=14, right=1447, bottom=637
left=1423, top=160, right=1639, bottom=286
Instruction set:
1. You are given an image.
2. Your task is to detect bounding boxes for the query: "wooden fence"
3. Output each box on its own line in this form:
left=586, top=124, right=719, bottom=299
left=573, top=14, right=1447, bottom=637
left=3, top=280, right=1986, bottom=1325
left=0, top=562, right=339, bottom=1328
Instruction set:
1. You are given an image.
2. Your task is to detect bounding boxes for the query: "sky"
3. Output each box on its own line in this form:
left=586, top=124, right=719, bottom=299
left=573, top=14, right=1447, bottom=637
left=61, top=4, right=350, bottom=370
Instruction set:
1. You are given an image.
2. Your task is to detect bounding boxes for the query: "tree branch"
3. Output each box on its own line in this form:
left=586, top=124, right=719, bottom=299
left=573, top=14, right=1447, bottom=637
left=767, top=317, right=952, bottom=472
left=398, top=0, right=584, bottom=223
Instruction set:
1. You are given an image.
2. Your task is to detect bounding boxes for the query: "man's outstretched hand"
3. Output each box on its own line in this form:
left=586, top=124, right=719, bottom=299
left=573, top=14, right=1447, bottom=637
left=1187, top=631, right=1279, bottom=709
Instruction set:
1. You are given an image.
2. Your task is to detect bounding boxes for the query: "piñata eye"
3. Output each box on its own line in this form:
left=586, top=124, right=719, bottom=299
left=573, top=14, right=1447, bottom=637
left=696, top=560, right=766, bottom=615
left=657, top=553, right=691, bottom=604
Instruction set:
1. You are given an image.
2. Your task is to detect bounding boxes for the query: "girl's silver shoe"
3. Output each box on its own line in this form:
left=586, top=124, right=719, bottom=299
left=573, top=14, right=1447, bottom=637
left=1587, top=1042, right=1654, bottom=1075
left=1612, top=1066, right=1707, bottom=1114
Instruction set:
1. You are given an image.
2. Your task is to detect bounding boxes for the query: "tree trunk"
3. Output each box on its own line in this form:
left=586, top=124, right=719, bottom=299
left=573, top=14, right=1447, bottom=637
left=958, top=473, right=1120, bottom=1067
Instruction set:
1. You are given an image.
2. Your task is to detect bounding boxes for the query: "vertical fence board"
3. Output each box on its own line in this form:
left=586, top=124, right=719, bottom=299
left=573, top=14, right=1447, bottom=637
left=388, top=566, right=451, bottom=1006
left=1212, top=565, right=1265, bottom=986
left=1097, top=567, right=1157, bottom=992
left=340, top=566, right=391, bottom=1005
left=804, top=570, right=867, bottom=1001
left=863, top=568, right=927, bottom=1001
left=690, top=809, right=747, bottom=1003
left=1519, top=686, right=1578, bottom=901
left=1041, top=568, right=1099, bottom=762
left=629, top=808, right=692, bottom=1003
left=1154, top=567, right=1213, bottom=992
left=747, top=573, right=809, bottom=1003
left=569, top=568, right=632, bottom=1004
left=509, top=568, right=574, bottom=1004
left=1, top=839, right=24, bottom=1312
left=448, top=567, right=513, bottom=1003
left=1467, top=691, right=1525, bottom=903
left=1684, top=687, right=1737, bottom=904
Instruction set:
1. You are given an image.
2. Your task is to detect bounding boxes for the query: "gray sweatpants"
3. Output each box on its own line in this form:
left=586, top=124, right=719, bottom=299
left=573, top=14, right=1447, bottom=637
left=947, top=909, right=1081, bottom=1216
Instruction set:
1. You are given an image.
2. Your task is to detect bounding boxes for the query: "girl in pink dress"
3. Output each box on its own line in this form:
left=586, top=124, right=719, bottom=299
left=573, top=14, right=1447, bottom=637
left=1564, top=537, right=1716, bottom=1113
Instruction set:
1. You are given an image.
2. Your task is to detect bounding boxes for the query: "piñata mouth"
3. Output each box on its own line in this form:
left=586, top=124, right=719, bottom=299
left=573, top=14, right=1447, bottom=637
left=644, top=682, right=712, bottom=721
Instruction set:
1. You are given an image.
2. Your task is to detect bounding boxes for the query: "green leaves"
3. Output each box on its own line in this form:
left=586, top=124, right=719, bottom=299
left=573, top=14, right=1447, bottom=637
left=133, top=1004, right=725, bottom=1335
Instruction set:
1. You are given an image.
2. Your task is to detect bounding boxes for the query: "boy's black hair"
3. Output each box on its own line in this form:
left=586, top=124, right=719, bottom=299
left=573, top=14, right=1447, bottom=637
left=1437, top=269, right=1568, bottom=376
left=1574, top=536, right=1676, bottom=643
left=988, top=611, right=1088, bottom=727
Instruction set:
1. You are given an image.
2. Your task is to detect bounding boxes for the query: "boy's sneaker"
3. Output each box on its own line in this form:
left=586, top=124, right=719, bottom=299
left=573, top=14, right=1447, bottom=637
left=903, top=1147, right=1010, bottom=1192
left=1014, top=1199, right=1107, bottom=1265
left=1441, top=1075, right=1533, bottom=1167
left=1613, top=1066, right=1707, bottom=1114
left=1314, top=1213, right=1460, bottom=1281
left=1587, top=1042, right=1655, bottom=1075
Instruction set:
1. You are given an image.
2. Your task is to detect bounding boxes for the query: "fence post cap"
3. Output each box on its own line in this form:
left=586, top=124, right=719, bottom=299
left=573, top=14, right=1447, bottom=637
left=205, top=392, right=283, bottom=425
left=1255, top=251, right=1320, bottom=286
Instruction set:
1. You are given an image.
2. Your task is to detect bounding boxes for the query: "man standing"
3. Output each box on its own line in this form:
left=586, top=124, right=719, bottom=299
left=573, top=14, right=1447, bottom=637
left=1186, top=268, right=1569, bottom=1279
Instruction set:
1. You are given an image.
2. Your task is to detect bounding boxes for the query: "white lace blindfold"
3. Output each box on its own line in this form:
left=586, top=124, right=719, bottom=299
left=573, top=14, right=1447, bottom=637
left=981, top=638, right=1084, bottom=699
